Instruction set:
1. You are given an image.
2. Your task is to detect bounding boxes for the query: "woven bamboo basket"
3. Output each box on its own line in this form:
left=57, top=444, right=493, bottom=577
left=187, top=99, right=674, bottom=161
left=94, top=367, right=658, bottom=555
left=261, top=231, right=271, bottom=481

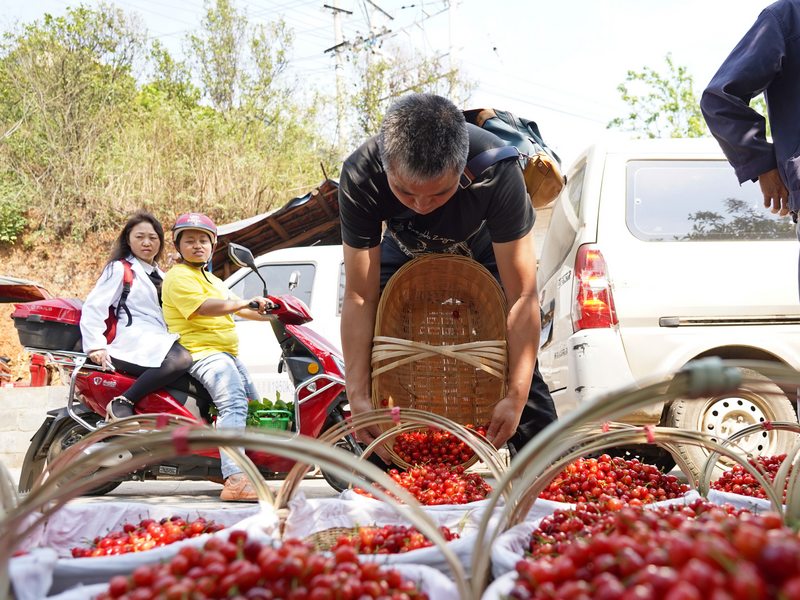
left=304, top=527, right=355, bottom=551
left=372, top=254, right=508, bottom=440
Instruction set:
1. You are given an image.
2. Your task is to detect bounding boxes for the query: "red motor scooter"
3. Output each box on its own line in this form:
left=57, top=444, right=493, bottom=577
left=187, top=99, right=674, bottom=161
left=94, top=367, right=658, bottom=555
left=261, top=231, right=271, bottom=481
left=16, top=243, right=360, bottom=495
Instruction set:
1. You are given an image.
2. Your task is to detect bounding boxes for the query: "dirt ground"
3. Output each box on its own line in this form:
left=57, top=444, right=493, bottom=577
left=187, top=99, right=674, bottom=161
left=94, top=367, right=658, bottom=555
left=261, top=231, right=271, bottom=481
left=1, top=232, right=115, bottom=381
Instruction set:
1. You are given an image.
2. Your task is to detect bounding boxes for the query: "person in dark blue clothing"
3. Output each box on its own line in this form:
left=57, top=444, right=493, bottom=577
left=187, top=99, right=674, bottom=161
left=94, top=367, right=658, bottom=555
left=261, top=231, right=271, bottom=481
left=701, top=0, right=800, bottom=288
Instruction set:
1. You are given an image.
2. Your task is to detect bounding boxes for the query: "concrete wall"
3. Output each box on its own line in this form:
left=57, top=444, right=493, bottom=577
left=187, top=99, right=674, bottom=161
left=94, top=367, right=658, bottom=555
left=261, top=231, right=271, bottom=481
left=0, top=385, right=67, bottom=468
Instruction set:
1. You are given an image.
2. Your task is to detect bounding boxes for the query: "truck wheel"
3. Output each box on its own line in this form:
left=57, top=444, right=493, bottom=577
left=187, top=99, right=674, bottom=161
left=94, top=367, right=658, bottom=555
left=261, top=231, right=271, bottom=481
left=47, top=421, right=122, bottom=496
left=665, top=367, right=797, bottom=481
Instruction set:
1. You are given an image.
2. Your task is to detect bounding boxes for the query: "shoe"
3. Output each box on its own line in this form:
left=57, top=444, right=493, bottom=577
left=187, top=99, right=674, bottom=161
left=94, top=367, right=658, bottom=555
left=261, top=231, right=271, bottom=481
left=220, top=473, right=259, bottom=502
left=106, top=396, right=135, bottom=421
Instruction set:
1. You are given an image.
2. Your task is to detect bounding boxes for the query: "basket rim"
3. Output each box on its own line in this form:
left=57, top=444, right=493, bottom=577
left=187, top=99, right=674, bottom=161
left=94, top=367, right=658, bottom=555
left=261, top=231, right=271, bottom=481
left=371, top=254, right=508, bottom=427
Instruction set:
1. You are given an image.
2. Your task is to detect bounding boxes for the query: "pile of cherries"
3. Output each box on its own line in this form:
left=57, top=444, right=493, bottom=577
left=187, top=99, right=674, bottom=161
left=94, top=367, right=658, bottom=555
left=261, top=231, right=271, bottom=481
left=71, top=516, right=224, bottom=557
left=527, top=499, right=742, bottom=559
left=538, top=454, right=688, bottom=505
left=511, top=500, right=800, bottom=599
left=331, top=524, right=460, bottom=554
left=98, top=531, right=429, bottom=599
left=356, top=464, right=492, bottom=505
left=392, top=424, right=489, bottom=466
left=711, top=453, right=789, bottom=500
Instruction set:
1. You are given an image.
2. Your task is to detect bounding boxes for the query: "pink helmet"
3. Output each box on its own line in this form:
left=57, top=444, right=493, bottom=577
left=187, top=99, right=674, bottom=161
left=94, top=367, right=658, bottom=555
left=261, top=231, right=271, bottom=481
left=172, top=213, right=217, bottom=243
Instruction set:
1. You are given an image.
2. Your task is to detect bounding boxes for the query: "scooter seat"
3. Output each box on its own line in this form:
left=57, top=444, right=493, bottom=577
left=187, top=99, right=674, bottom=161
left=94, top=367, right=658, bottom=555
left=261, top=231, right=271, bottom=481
left=166, top=373, right=213, bottom=402
left=164, top=374, right=214, bottom=423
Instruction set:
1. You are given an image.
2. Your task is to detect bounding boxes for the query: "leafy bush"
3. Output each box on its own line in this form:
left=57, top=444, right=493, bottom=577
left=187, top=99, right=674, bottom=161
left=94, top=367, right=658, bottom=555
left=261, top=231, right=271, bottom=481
left=0, top=179, right=28, bottom=244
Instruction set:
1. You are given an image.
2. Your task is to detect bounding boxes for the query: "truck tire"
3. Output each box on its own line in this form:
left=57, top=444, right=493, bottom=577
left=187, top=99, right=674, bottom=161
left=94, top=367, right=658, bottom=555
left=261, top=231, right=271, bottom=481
left=665, top=367, right=797, bottom=481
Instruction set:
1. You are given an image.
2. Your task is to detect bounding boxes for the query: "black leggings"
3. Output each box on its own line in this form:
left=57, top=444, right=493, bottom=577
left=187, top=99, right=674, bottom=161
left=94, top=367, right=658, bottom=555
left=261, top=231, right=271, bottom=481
left=111, top=342, right=193, bottom=404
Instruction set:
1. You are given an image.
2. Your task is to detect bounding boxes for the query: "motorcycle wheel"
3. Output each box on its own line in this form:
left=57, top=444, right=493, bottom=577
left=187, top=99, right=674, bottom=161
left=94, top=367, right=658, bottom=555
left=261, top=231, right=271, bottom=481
left=47, top=419, right=122, bottom=496
left=319, top=407, right=366, bottom=493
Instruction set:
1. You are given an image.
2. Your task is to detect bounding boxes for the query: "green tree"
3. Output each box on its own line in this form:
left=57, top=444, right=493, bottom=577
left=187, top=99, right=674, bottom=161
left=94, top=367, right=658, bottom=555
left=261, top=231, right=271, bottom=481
left=0, top=4, right=145, bottom=236
left=608, top=53, right=707, bottom=139
left=687, top=198, right=793, bottom=240
left=750, top=95, right=772, bottom=139
left=188, top=0, right=291, bottom=124
left=346, top=44, right=475, bottom=138
left=143, top=39, right=200, bottom=112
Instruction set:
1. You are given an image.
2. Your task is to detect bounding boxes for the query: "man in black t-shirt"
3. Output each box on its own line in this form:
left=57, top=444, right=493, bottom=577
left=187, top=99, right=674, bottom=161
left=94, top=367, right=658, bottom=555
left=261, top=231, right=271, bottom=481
left=339, top=93, right=557, bottom=460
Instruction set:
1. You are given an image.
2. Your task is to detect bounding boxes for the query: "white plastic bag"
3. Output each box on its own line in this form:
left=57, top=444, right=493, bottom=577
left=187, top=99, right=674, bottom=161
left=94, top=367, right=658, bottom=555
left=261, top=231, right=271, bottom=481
left=285, top=492, right=495, bottom=576
left=481, top=570, right=517, bottom=600
left=491, top=490, right=703, bottom=579
left=706, top=488, right=778, bottom=512
left=8, top=548, right=58, bottom=600
left=39, top=508, right=276, bottom=596
left=18, top=501, right=261, bottom=556
left=46, top=562, right=458, bottom=600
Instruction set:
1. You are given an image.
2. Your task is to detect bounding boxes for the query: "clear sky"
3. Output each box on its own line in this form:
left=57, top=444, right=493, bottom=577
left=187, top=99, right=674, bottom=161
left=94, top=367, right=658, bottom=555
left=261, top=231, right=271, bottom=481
left=0, top=0, right=770, bottom=168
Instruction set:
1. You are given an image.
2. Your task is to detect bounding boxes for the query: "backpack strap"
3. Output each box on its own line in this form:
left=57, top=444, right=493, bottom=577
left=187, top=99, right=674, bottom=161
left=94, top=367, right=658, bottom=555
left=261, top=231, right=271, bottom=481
left=460, top=145, right=520, bottom=189
left=115, top=259, right=134, bottom=328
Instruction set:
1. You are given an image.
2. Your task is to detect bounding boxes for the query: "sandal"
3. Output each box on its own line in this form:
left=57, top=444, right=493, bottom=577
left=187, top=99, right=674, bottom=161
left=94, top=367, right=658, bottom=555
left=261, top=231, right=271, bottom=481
left=106, top=396, right=135, bottom=421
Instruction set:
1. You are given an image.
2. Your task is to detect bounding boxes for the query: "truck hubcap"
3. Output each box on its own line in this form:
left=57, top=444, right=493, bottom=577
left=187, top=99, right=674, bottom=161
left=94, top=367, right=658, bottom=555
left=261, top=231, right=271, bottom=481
left=701, top=395, right=770, bottom=454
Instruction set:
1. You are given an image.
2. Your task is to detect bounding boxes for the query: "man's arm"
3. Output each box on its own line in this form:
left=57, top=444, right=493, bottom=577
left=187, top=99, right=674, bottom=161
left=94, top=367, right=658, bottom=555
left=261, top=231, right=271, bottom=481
left=193, top=297, right=271, bottom=320
left=486, top=229, right=540, bottom=448
left=340, top=243, right=387, bottom=457
left=700, top=9, right=784, bottom=187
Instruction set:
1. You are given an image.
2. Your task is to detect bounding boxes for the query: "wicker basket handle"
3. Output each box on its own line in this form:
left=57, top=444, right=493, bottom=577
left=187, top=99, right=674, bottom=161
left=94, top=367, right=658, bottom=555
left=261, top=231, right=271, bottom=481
left=371, top=336, right=507, bottom=379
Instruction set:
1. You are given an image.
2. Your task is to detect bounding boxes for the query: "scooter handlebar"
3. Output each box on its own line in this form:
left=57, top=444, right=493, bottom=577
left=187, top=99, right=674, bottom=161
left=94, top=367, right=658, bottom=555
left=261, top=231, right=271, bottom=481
left=248, top=298, right=280, bottom=313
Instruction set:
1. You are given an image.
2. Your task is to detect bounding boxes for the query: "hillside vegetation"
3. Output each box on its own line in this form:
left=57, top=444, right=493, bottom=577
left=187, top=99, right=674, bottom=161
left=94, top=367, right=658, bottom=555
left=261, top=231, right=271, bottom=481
left=0, top=1, right=472, bottom=377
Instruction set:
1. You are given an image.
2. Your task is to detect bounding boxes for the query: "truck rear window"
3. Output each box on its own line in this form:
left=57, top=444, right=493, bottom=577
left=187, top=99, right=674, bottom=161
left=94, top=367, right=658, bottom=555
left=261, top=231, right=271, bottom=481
left=626, top=160, right=795, bottom=241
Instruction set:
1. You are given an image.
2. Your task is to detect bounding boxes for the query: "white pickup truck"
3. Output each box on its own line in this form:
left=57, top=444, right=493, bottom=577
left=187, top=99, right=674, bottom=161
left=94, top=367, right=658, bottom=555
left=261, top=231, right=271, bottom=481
left=224, top=245, right=345, bottom=401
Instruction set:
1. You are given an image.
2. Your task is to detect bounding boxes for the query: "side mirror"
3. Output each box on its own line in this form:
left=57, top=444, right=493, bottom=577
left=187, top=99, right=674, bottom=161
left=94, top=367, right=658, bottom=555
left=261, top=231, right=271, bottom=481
left=228, top=243, right=257, bottom=270
left=288, top=271, right=300, bottom=291
left=228, top=242, right=268, bottom=297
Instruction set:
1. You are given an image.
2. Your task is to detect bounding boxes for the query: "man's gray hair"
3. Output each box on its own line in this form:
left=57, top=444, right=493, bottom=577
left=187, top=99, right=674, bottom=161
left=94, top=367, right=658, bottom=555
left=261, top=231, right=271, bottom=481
left=378, top=93, right=468, bottom=183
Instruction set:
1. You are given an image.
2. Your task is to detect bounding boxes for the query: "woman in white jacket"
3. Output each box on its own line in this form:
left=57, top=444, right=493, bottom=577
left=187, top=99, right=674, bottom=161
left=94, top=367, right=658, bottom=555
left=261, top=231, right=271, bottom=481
left=80, top=211, right=192, bottom=420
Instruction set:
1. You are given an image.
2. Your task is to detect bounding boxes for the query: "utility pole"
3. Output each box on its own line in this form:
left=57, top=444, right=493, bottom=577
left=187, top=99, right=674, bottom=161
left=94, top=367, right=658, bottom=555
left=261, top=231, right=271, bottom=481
left=324, top=1, right=352, bottom=150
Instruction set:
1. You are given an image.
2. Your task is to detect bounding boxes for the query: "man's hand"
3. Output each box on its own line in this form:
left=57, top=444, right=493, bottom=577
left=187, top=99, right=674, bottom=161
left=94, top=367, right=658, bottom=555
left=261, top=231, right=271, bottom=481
left=349, top=395, right=392, bottom=462
left=486, top=396, right=524, bottom=449
left=759, top=168, right=790, bottom=216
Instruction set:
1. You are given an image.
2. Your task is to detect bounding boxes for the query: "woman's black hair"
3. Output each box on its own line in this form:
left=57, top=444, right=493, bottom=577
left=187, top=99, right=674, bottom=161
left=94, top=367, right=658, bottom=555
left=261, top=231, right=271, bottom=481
left=107, top=210, right=165, bottom=266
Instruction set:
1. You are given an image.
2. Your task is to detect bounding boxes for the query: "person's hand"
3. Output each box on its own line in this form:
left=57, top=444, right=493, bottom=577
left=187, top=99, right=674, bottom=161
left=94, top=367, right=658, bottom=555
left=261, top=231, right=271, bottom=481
left=349, top=395, right=391, bottom=462
left=759, top=168, right=790, bottom=217
left=486, top=396, right=524, bottom=449
left=87, top=349, right=114, bottom=371
left=246, top=296, right=271, bottom=315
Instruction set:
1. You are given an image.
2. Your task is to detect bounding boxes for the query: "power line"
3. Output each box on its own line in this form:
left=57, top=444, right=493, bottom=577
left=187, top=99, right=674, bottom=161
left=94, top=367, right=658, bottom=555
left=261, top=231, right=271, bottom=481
left=471, top=85, right=610, bottom=124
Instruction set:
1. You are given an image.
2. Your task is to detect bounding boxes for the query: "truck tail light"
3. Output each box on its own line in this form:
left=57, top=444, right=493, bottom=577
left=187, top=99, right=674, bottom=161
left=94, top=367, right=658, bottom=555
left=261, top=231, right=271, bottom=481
left=572, top=244, right=618, bottom=331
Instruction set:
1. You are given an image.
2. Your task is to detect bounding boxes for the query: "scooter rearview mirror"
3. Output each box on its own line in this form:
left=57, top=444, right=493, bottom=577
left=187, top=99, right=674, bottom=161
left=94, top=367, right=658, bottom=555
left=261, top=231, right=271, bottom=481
left=288, top=271, right=300, bottom=291
left=228, top=242, right=268, bottom=297
left=228, top=243, right=257, bottom=270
